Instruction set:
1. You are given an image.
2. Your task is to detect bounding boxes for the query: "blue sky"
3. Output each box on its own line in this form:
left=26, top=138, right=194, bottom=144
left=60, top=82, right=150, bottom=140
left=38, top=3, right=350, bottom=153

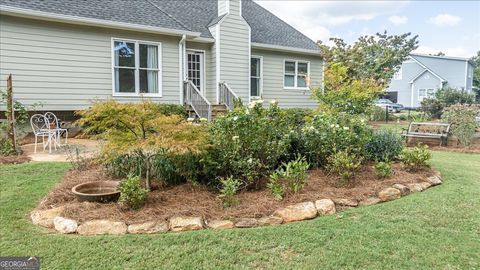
left=256, top=1, right=480, bottom=58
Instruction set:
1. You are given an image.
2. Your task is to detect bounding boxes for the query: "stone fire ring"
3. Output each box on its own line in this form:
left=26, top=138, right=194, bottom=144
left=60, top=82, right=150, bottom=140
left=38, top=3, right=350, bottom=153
left=31, top=172, right=443, bottom=235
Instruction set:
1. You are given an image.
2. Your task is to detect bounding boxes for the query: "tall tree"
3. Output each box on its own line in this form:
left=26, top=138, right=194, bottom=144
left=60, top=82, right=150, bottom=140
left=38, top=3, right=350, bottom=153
left=472, top=51, right=480, bottom=102
left=318, top=31, right=419, bottom=86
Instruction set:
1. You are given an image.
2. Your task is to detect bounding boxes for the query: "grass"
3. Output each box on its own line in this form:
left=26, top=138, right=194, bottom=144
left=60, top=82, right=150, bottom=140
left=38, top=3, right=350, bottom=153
left=1, top=152, right=479, bottom=269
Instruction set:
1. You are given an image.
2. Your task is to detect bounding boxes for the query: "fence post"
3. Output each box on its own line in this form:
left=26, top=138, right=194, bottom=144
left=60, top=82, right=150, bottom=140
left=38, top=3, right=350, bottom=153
left=6, top=74, right=17, bottom=151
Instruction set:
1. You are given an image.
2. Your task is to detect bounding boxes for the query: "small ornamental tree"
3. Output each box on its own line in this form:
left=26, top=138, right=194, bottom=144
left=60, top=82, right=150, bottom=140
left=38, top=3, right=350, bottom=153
left=76, top=99, right=208, bottom=190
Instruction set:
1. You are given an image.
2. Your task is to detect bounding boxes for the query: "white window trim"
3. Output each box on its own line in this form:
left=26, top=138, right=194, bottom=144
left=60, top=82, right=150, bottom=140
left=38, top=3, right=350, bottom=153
left=283, top=59, right=310, bottom=90
left=418, top=88, right=435, bottom=101
left=111, top=37, right=162, bottom=97
left=250, top=55, right=263, bottom=98
left=186, top=49, right=206, bottom=95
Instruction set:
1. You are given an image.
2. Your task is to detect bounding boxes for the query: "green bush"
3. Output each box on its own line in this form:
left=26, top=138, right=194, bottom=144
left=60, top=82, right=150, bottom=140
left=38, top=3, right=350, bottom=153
left=365, top=129, right=404, bottom=162
left=118, top=175, right=148, bottom=210
left=219, top=177, right=241, bottom=207
left=302, top=112, right=372, bottom=167
left=157, top=104, right=188, bottom=117
left=435, top=87, right=475, bottom=107
left=420, top=98, right=444, bottom=119
left=442, top=104, right=480, bottom=147
left=267, top=155, right=310, bottom=200
left=374, top=161, right=392, bottom=179
left=0, top=138, right=15, bottom=156
left=280, top=108, right=314, bottom=127
left=399, top=145, right=432, bottom=171
left=327, top=150, right=362, bottom=183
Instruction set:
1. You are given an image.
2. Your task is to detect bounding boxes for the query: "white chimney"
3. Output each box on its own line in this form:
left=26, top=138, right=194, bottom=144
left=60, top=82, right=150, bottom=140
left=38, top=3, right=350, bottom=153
left=218, top=0, right=241, bottom=17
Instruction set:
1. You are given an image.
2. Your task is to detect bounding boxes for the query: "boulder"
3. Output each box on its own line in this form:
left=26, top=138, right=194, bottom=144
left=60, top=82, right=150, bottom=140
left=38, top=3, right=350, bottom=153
left=419, top=181, right=432, bottom=190
left=333, top=198, right=358, bottom=207
left=207, top=220, right=234, bottom=229
left=53, top=216, right=78, bottom=234
left=30, top=206, right=65, bottom=228
left=169, top=216, right=204, bottom=232
left=359, top=197, right=381, bottom=206
left=258, top=216, right=283, bottom=226
left=426, top=175, right=442, bottom=186
left=315, top=199, right=336, bottom=215
left=127, top=221, right=169, bottom=234
left=407, top=183, right=424, bottom=193
left=273, top=202, right=317, bottom=223
left=235, top=218, right=258, bottom=228
left=378, top=187, right=401, bottom=202
left=392, top=184, right=410, bottom=196
left=77, top=220, right=127, bottom=235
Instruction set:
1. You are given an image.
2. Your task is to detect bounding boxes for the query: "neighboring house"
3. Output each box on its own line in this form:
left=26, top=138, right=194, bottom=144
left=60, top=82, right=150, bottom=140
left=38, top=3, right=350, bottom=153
left=0, top=0, right=323, bottom=120
left=386, top=53, right=474, bottom=108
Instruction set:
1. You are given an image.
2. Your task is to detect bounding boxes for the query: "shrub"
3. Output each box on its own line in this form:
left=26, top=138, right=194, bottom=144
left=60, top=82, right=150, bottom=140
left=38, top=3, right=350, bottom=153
left=442, top=104, right=480, bottom=147
left=399, top=145, right=432, bottom=171
left=374, top=161, right=392, bottom=179
left=420, top=98, right=443, bottom=119
left=435, top=87, right=475, bottom=107
left=267, top=155, right=310, bottom=200
left=219, top=177, right=241, bottom=208
left=302, top=112, right=372, bottom=167
left=157, top=104, right=188, bottom=117
left=118, top=175, right=148, bottom=210
left=205, top=101, right=293, bottom=188
left=281, top=108, right=314, bottom=127
left=365, top=129, right=404, bottom=162
left=0, top=138, right=15, bottom=156
left=327, top=150, right=362, bottom=183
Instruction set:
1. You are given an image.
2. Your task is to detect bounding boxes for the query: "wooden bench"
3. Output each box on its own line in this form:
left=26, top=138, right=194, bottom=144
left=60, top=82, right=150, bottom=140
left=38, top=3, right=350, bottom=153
left=401, top=122, right=451, bottom=146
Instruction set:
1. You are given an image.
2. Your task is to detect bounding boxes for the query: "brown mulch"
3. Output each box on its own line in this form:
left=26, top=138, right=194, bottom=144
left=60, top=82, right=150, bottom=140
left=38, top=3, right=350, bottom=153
left=36, top=163, right=437, bottom=224
left=0, top=154, right=31, bottom=165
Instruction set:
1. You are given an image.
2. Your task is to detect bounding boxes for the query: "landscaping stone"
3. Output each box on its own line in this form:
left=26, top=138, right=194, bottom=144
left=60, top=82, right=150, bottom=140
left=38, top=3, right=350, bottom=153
left=315, top=199, right=336, bottom=215
left=207, top=220, right=234, bottom=229
left=53, top=216, right=78, bottom=234
left=426, top=175, right=442, bottom=186
left=127, top=221, right=169, bottom=234
left=30, top=206, right=65, bottom=228
left=258, top=216, right=283, bottom=226
left=333, top=198, right=358, bottom=207
left=169, top=216, right=204, bottom=232
left=274, top=202, right=317, bottom=223
left=378, top=187, right=401, bottom=202
left=419, top=181, right=432, bottom=190
left=392, top=184, right=410, bottom=196
left=235, top=218, right=259, bottom=228
left=407, top=183, right=424, bottom=193
left=77, top=220, right=127, bottom=235
left=359, top=197, right=381, bottom=206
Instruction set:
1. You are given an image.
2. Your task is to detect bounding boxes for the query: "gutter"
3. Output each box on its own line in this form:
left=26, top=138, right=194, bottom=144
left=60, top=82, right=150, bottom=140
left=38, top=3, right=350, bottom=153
left=0, top=5, right=202, bottom=38
left=252, top=42, right=321, bottom=56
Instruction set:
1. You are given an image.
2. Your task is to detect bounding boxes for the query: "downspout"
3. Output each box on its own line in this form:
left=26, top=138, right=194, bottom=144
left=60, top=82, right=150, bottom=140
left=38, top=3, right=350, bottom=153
left=179, top=34, right=186, bottom=104
left=410, top=82, right=414, bottom=108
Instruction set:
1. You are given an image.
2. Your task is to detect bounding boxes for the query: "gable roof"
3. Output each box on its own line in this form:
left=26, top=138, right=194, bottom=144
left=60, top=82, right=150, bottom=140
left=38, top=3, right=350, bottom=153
left=408, top=55, right=447, bottom=83
left=0, top=0, right=320, bottom=52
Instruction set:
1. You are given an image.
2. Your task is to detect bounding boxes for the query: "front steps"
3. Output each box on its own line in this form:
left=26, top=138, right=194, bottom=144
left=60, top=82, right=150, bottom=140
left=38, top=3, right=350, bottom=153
left=185, top=104, right=228, bottom=121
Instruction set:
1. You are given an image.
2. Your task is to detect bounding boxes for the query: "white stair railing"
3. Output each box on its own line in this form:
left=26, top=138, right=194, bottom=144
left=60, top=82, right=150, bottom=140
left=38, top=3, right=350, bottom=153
left=184, top=80, right=212, bottom=121
left=218, top=82, right=238, bottom=111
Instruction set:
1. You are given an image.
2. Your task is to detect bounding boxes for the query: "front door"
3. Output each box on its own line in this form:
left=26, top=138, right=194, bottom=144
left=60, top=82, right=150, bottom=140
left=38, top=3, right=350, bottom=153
left=187, top=50, right=204, bottom=93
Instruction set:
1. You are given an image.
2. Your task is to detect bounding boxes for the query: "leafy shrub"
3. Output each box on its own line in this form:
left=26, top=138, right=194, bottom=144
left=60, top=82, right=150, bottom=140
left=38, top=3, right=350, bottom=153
left=118, top=175, right=148, bottom=210
left=157, top=104, right=188, bottom=117
left=302, top=112, right=372, bottom=167
left=205, top=101, right=293, bottom=188
left=420, top=98, right=443, bottom=119
left=0, top=138, right=15, bottom=156
left=219, top=177, right=241, bottom=207
left=374, top=161, right=392, bottom=179
left=365, top=129, right=404, bottom=162
left=327, top=150, right=362, bottom=183
left=435, top=87, right=475, bottom=107
left=281, top=108, right=314, bottom=127
left=442, top=104, right=480, bottom=147
left=399, top=145, right=432, bottom=171
left=267, top=155, right=310, bottom=200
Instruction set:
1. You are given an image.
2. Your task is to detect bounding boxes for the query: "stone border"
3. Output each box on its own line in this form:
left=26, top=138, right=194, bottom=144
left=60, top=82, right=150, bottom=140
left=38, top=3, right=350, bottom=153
left=31, top=172, right=443, bottom=235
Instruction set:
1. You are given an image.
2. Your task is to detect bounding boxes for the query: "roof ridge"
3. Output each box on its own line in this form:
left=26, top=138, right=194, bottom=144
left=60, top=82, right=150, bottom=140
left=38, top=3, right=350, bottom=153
left=145, top=0, right=192, bottom=32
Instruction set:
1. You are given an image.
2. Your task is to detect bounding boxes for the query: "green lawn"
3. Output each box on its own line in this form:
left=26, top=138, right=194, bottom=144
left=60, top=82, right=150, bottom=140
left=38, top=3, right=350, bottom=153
left=1, top=152, right=479, bottom=269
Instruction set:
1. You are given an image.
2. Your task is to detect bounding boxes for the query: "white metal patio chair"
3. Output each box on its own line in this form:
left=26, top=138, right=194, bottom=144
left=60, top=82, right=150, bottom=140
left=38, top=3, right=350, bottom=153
left=30, top=114, right=57, bottom=153
left=44, top=112, right=68, bottom=146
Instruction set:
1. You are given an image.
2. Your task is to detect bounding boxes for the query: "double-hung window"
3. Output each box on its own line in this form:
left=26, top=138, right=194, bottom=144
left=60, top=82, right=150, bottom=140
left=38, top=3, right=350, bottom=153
left=284, top=60, right=309, bottom=89
left=113, top=39, right=161, bottom=96
left=418, top=88, right=435, bottom=101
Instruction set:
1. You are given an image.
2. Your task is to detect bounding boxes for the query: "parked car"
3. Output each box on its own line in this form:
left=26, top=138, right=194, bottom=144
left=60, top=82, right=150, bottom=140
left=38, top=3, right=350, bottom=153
left=375, top=99, right=404, bottom=113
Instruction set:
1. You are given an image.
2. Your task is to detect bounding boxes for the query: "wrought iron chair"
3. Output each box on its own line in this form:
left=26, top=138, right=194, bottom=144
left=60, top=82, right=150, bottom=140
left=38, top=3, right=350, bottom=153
left=30, top=114, right=57, bottom=153
left=44, top=112, right=68, bottom=147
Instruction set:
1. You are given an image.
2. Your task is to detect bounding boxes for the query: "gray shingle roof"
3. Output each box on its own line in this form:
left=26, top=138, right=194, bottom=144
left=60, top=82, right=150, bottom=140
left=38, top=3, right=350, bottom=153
left=1, top=0, right=319, bottom=51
